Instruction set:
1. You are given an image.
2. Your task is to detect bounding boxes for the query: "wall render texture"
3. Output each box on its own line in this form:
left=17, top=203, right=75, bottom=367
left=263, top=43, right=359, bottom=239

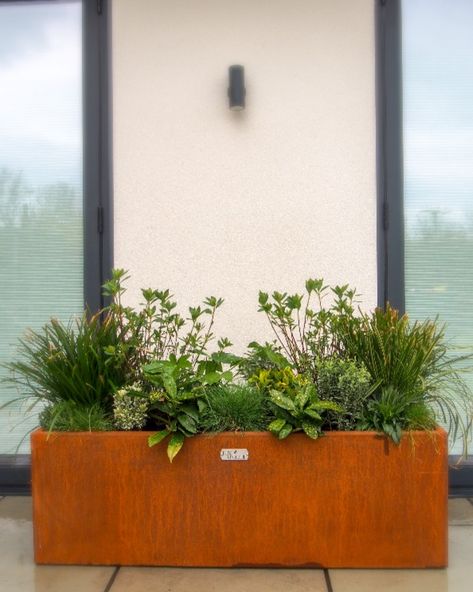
left=112, top=0, right=377, bottom=351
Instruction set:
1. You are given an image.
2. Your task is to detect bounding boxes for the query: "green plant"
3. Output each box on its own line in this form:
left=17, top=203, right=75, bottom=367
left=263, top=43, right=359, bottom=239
left=6, top=267, right=472, bottom=458
left=200, top=384, right=268, bottom=432
left=238, top=342, right=290, bottom=380
left=113, top=383, right=149, bottom=430
left=39, top=401, right=113, bottom=432
left=250, top=365, right=308, bottom=397
left=343, top=304, right=473, bottom=450
left=102, top=269, right=239, bottom=459
left=317, top=358, right=373, bottom=430
left=102, top=269, right=234, bottom=376
left=144, top=355, right=233, bottom=461
left=2, top=270, right=237, bottom=447
left=3, top=312, right=129, bottom=414
left=257, top=280, right=360, bottom=380
left=248, top=363, right=343, bottom=438
left=268, top=382, right=342, bottom=440
left=358, top=386, right=436, bottom=444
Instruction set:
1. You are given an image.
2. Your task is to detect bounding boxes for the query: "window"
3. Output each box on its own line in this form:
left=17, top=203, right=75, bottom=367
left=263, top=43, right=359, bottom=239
left=403, top=0, right=473, bottom=456
left=379, top=0, right=473, bottom=461
left=0, top=0, right=110, bottom=486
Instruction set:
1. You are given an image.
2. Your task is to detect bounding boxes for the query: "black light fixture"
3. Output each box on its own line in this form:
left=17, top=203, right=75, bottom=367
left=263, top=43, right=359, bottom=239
left=228, top=65, right=245, bottom=111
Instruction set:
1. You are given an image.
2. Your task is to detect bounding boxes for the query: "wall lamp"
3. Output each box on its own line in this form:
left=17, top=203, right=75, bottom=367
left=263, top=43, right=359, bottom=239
left=228, top=65, right=245, bottom=111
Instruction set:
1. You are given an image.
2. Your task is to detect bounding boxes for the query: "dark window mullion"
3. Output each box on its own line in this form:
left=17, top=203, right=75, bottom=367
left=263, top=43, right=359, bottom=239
left=376, top=0, right=405, bottom=312
left=83, top=0, right=113, bottom=312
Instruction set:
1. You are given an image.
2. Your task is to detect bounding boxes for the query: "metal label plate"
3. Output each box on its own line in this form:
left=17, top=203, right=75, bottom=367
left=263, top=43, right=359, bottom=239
left=220, top=448, right=249, bottom=461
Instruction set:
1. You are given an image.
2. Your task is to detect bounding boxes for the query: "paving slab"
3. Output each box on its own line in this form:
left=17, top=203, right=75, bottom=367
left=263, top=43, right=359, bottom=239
left=329, top=527, right=473, bottom=592
left=0, top=496, right=114, bottom=592
left=448, top=498, right=473, bottom=526
left=112, top=567, right=327, bottom=592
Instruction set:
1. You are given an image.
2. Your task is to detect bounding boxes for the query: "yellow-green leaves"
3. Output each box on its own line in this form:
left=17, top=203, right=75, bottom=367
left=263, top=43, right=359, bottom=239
left=268, top=418, right=286, bottom=434
left=267, top=377, right=342, bottom=442
left=148, top=430, right=186, bottom=463
left=269, top=390, right=296, bottom=412
left=302, top=422, right=319, bottom=439
left=148, top=430, right=170, bottom=447
left=167, top=433, right=185, bottom=463
left=162, top=374, right=177, bottom=398
left=279, top=423, right=293, bottom=439
left=268, top=419, right=293, bottom=440
left=295, top=384, right=312, bottom=408
left=250, top=366, right=306, bottom=396
left=304, top=408, right=322, bottom=421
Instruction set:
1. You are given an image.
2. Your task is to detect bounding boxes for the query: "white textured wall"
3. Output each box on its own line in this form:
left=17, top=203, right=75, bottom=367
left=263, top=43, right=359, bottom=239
left=112, top=0, right=377, bottom=352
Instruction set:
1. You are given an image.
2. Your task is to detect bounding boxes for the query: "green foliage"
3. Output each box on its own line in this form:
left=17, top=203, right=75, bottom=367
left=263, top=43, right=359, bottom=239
left=39, top=401, right=113, bottom=432
left=200, top=384, right=268, bottom=432
left=317, top=358, right=373, bottom=430
left=257, top=280, right=360, bottom=379
left=250, top=366, right=308, bottom=397
left=358, top=386, right=436, bottom=444
left=5, top=268, right=473, bottom=459
left=3, top=312, right=129, bottom=411
left=102, top=269, right=233, bottom=376
left=342, top=304, right=438, bottom=397
left=343, top=304, right=473, bottom=450
left=268, top=382, right=342, bottom=440
left=113, top=384, right=149, bottom=430
left=144, top=354, right=233, bottom=461
left=238, top=342, right=290, bottom=380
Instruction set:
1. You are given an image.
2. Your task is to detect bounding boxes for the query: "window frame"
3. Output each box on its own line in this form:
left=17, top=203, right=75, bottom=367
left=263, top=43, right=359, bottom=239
left=84, top=0, right=113, bottom=312
left=375, top=0, right=404, bottom=314
left=376, top=0, right=473, bottom=495
left=0, top=0, right=112, bottom=494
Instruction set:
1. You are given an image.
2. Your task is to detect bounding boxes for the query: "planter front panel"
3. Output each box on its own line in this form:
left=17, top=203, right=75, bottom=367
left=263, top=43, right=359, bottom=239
left=31, top=429, right=447, bottom=567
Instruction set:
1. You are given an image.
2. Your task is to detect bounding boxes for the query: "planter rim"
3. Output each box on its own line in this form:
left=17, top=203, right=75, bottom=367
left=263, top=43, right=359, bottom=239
left=32, top=427, right=446, bottom=438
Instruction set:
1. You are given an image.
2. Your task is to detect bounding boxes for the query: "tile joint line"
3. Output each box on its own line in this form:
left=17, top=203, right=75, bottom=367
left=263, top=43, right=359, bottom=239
left=103, top=566, right=120, bottom=592
left=323, top=568, right=334, bottom=592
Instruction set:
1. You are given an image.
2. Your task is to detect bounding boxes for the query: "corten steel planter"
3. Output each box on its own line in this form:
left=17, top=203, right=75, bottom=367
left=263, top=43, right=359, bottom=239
left=31, top=428, right=448, bottom=568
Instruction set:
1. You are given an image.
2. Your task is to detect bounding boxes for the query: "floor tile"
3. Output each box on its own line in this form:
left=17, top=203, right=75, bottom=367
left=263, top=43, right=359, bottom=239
left=448, top=498, right=473, bottom=525
left=329, top=527, right=473, bottom=592
left=112, top=568, right=327, bottom=592
left=329, top=568, right=447, bottom=592
left=0, top=495, right=33, bottom=521
left=0, top=496, right=114, bottom=592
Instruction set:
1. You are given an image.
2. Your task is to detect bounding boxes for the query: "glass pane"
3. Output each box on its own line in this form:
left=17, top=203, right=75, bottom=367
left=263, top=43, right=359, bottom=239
left=402, top=0, right=473, bottom=453
left=0, top=1, right=83, bottom=453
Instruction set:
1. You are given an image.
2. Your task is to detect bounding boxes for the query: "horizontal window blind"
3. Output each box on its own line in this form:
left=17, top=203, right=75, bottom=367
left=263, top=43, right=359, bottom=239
left=402, top=0, right=473, bottom=453
left=0, top=1, right=83, bottom=453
